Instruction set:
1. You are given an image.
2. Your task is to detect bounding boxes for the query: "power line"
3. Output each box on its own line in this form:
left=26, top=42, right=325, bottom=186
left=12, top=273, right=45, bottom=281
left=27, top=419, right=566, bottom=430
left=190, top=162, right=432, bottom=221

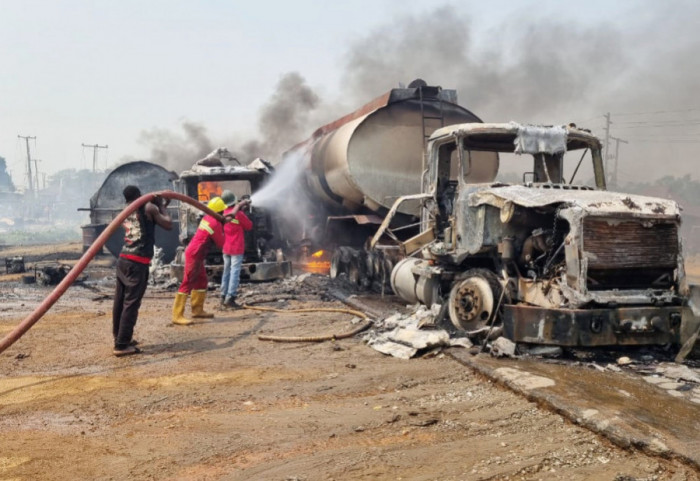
left=612, top=107, right=700, bottom=117
left=81, top=143, right=108, bottom=172
left=613, top=120, right=700, bottom=127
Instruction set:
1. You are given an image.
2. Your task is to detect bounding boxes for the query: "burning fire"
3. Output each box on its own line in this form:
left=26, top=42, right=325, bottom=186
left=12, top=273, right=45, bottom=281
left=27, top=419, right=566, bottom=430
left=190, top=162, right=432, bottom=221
left=304, top=249, right=331, bottom=274
left=198, top=182, right=222, bottom=201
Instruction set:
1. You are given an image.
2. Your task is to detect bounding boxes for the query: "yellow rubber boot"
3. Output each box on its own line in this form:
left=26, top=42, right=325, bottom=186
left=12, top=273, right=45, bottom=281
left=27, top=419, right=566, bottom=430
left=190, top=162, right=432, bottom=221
left=191, top=289, right=214, bottom=318
left=172, top=292, right=193, bottom=325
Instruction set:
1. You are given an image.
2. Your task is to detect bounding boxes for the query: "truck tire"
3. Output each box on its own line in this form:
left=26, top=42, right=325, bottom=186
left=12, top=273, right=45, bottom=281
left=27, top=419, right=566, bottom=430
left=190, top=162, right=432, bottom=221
left=447, top=269, right=503, bottom=332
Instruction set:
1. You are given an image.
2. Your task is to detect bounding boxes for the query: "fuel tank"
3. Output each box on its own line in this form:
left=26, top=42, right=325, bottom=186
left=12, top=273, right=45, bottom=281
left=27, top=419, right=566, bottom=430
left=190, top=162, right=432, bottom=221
left=284, top=81, right=497, bottom=218
left=82, top=161, right=180, bottom=262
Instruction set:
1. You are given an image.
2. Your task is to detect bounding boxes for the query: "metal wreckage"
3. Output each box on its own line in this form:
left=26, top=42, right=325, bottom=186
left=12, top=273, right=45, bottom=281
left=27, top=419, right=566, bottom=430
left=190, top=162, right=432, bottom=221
left=169, top=149, right=291, bottom=282
left=81, top=81, right=699, bottom=353
left=82, top=150, right=291, bottom=284
left=278, top=81, right=698, bottom=352
left=385, top=122, right=695, bottom=349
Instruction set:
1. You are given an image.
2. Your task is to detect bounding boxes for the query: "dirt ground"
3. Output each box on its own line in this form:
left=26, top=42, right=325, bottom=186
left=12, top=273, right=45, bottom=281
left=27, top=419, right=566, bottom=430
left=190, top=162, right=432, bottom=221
left=1, top=243, right=698, bottom=480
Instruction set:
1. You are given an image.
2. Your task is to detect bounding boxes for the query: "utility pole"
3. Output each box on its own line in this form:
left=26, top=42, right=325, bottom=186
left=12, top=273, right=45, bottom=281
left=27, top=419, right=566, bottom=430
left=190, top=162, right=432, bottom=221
left=17, top=134, right=36, bottom=196
left=32, top=159, right=42, bottom=193
left=609, top=136, right=628, bottom=188
left=81, top=143, right=108, bottom=172
left=603, top=113, right=612, bottom=184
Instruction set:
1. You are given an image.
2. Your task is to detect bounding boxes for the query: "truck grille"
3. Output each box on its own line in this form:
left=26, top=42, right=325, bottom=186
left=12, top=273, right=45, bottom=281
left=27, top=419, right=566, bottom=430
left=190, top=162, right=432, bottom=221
left=583, top=217, right=678, bottom=290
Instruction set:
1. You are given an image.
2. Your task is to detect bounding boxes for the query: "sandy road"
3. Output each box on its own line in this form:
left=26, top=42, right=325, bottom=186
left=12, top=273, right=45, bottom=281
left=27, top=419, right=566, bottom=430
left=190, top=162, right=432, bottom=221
left=0, top=244, right=698, bottom=480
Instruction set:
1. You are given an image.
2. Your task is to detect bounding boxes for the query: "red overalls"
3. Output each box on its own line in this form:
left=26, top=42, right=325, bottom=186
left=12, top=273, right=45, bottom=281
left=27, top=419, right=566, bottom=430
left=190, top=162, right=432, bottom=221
left=178, top=214, right=224, bottom=293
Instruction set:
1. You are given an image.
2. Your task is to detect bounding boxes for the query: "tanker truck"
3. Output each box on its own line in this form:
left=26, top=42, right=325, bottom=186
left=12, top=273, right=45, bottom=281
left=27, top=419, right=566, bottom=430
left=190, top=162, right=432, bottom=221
left=281, top=82, right=697, bottom=349
left=280, top=79, right=496, bottom=284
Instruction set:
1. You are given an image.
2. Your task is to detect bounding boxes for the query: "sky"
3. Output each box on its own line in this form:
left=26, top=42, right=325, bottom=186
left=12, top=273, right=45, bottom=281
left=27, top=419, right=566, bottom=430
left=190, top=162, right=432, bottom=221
left=1, top=0, right=699, bottom=190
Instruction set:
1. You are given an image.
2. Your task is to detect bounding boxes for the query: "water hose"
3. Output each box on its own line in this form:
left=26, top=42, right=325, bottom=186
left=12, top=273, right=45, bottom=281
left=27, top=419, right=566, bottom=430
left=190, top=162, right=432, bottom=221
left=0, top=190, right=225, bottom=355
left=251, top=305, right=372, bottom=342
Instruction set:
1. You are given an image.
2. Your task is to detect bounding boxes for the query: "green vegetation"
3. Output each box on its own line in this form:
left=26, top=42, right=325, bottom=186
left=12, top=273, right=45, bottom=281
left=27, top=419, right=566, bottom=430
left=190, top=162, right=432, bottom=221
left=0, top=227, right=81, bottom=246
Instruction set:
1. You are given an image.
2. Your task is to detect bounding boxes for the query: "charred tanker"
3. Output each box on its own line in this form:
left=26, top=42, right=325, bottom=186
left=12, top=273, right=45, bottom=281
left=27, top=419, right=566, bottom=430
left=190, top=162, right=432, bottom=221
left=384, top=122, right=691, bottom=348
left=279, top=80, right=695, bottom=349
left=80, top=161, right=180, bottom=261
left=170, top=149, right=291, bottom=282
left=281, top=80, right=496, bottom=282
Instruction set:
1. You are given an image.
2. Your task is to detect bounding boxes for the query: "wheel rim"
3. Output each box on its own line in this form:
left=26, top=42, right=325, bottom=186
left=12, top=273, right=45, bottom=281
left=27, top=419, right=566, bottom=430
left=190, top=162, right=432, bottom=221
left=448, top=277, right=495, bottom=331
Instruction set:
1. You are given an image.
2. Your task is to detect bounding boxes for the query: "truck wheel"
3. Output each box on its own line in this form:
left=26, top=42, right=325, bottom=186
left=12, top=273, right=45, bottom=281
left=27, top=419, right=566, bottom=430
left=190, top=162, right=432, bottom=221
left=448, top=269, right=502, bottom=331
left=330, top=250, right=343, bottom=279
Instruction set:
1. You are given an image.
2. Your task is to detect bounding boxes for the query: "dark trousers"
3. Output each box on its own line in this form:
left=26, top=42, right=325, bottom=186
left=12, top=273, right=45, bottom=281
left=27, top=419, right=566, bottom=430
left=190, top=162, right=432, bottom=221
left=112, top=257, right=149, bottom=349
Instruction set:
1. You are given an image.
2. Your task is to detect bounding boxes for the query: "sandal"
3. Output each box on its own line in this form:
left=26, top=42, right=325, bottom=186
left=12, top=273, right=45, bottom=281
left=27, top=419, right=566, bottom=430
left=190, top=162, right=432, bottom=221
left=113, top=345, right=141, bottom=357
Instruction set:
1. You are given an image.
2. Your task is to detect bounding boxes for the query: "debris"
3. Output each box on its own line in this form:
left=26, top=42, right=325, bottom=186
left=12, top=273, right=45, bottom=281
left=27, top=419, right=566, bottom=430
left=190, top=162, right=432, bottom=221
left=389, top=327, right=450, bottom=350
left=295, top=272, right=312, bottom=283
left=148, top=246, right=171, bottom=285
left=366, top=304, right=451, bottom=359
left=655, top=364, right=700, bottom=384
left=520, top=345, right=563, bottom=358
left=5, top=256, right=25, bottom=274
left=366, top=339, right=417, bottom=360
left=588, top=363, right=606, bottom=372
left=490, top=337, right=517, bottom=358
left=36, top=265, right=70, bottom=286
left=449, top=337, right=473, bottom=349
left=617, top=356, right=632, bottom=366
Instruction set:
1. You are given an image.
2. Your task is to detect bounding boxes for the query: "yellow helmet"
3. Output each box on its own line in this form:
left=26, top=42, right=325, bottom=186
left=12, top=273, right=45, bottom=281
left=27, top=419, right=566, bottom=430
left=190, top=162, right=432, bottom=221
left=207, top=196, right=226, bottom=213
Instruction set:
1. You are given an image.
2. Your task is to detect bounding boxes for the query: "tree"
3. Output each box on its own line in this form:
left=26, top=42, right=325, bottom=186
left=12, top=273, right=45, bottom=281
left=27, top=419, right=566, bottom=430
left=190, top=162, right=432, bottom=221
left=0, top=156, right=16, bottom=193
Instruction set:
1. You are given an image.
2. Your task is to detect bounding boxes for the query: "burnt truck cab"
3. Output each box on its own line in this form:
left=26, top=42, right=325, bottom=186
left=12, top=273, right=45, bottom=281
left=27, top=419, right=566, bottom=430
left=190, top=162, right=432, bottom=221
left=390, top=122, right=688, bottom=347
left=170, top=149, right=291, bottom=282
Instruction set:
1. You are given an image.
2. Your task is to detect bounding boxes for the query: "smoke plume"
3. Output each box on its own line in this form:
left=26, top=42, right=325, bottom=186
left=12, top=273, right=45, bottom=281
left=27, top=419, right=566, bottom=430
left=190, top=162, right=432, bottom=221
left=339, top=4, right=700, bottom=180
left=137, top=120, right=215, bottom=173
left=235, top=72, right=321, bottom=163
left=132, top=3, right=700, bottom=182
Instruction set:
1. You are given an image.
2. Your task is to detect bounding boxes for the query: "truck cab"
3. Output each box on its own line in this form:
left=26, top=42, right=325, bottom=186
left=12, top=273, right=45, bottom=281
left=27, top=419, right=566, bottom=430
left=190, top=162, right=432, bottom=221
left=170, top=149, right=291, bottom=282
left=391, top=123, right=687, bottom=347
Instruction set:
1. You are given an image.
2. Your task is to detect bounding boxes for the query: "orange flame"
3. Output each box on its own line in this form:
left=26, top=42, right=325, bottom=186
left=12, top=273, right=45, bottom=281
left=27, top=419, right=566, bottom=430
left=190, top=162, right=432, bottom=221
left=302, top=249, right=330, bottom=274
left=198, top=182, right=222, bottom=201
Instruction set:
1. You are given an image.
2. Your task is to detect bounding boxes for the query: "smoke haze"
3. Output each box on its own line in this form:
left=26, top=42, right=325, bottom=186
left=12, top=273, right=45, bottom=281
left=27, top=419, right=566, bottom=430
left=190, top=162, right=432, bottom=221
left=132, top=2, right=700, bottom=180
left=136, top=121, right=215, bottom=173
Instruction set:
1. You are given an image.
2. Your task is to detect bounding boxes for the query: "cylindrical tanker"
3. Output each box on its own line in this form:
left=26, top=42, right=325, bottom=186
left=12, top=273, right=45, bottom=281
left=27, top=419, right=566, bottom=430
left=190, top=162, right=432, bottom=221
left=285, top=81, right=498, bottom=219
left=81, top=161, right=180, bottom=262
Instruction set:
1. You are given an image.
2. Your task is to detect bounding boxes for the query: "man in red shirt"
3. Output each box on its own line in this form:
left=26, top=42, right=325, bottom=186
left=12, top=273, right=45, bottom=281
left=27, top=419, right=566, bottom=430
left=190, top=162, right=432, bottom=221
left=172, top=196, right=227, bottom=325
left=220, top=191, right=252, bottom=308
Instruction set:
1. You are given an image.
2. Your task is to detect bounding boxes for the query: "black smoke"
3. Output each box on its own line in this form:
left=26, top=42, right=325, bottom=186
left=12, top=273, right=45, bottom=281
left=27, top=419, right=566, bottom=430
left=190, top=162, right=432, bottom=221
left=136, top=121, right=215, bottom=173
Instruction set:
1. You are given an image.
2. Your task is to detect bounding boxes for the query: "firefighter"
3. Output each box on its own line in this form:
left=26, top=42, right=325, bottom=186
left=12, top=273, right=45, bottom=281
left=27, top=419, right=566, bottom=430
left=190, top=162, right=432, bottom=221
left=172, top=196, right=227, bottom=325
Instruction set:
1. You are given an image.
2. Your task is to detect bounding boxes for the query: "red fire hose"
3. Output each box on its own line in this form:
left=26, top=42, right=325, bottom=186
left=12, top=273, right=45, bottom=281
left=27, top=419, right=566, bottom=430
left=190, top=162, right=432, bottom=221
left=0, top=190, right=225, bottom=355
